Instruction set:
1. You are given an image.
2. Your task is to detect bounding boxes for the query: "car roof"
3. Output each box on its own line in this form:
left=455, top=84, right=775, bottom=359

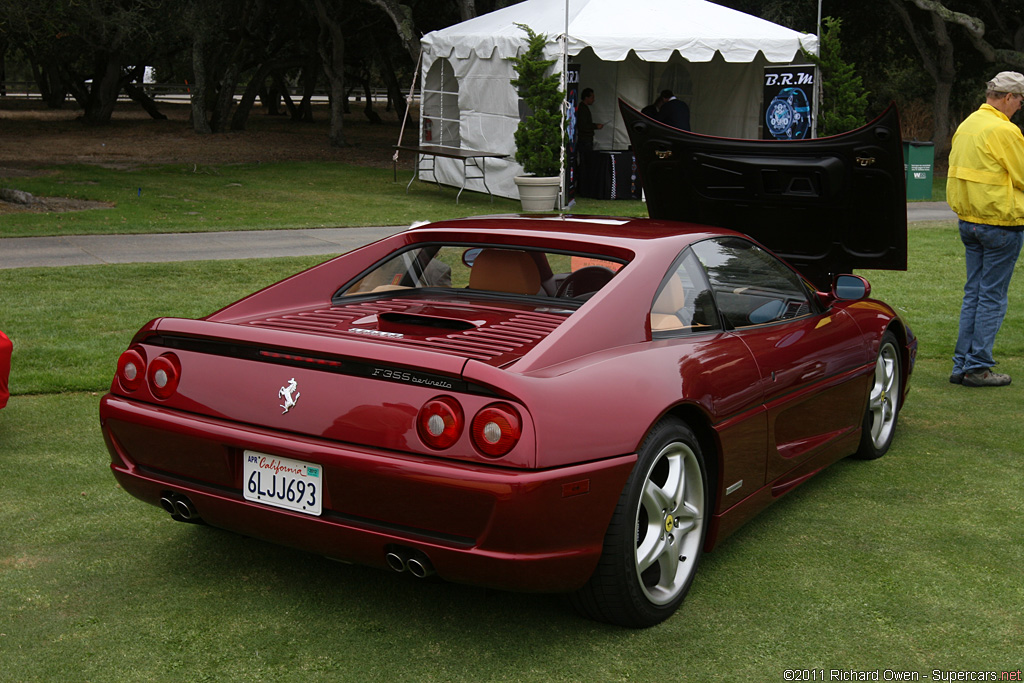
left=400, top=214, right=736, bottom=255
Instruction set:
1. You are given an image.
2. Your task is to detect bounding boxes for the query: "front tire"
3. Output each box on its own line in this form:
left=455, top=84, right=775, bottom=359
left=570, top=418, right=709, bottom=628
left=855, top=331, right=901, bottom=460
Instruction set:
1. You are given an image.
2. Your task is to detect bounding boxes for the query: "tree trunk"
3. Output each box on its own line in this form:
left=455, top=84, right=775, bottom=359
left=190, top=36, right=212, bottom=134
left=889, top=0, right=956, bottom=159
left=457, top=0, right=476, bottom=21
left=271, top=70, right=299, bottom=117
left=124, top=82, right=168, bottom=120
left=293, top=56, right=319, bottom=122
left=32, top=61, right=68, bottom=109
left=232, top=61, right=276, bottom=130
left=1, top=39, right=7, bottom=97
left=311, top=0, right=347, bottom=146
left=82, top=54, right=123, bottom=125
left=375, top=42, right=407, bottom=120
left=209, top=61, right=241, bottom=132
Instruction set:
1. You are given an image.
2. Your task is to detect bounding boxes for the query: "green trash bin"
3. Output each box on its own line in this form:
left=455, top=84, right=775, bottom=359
left=904, top=140, right=934, bottom=200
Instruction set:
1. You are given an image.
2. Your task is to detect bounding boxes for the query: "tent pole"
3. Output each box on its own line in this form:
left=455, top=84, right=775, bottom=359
left=560, top=0, right=570, bottom=209
left=812, top=0, right=822, bottom=138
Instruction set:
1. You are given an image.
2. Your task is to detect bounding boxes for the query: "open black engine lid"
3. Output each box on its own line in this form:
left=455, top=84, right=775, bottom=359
left=620, top=100, right=908, bottom=283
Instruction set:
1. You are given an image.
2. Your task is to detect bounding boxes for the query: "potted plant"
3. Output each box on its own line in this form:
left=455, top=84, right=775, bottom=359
left=508, top=24, right=565, bottom=211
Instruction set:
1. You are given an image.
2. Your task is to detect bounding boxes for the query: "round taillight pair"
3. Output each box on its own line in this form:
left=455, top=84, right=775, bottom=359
left=416, top=397, right=521, bottom=457
left=115, top=349, right=180, bottom=400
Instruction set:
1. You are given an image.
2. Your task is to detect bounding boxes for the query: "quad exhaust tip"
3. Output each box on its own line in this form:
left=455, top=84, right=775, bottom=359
left=160, top=492, right=203, bottom=524
left=385, top=546, right=435, bottom=578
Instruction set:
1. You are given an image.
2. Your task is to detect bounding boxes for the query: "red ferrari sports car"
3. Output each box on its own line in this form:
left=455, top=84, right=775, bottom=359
left=0, top=328, right=11, bottom=410
left=100, top=104, right=915, bottom=627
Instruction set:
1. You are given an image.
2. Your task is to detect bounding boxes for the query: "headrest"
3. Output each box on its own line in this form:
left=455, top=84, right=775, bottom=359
left=469, top=249, right=542, bottom=295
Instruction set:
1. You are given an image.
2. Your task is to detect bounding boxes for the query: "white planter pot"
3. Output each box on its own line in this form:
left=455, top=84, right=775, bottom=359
left=514, top=175, right=561, bottom=212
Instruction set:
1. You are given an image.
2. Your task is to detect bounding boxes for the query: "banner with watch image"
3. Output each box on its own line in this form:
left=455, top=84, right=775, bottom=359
left=566, top=63, right=581, bottom=203
left=762, top=65, right=815, bottom=140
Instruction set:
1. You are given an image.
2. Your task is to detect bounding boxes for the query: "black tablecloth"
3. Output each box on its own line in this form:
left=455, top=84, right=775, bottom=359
left=577, top=150, right=643, bottom=200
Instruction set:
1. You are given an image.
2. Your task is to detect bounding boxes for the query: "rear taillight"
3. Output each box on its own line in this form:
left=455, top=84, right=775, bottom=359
left=147, top=353, right=181, bottom=400
left=471, top=403, right=521, bottom=457
left=116, top=348, right=146, bottom=392
left=417, top=396, right=464, bottom=449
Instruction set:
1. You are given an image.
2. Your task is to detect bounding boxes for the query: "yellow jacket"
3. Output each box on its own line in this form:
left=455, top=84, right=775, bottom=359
left=946, top=103, right=1024, bottom=227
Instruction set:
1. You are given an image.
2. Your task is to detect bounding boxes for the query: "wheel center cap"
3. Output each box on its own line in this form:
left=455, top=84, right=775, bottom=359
left=665, top=515, right=675, bottom=533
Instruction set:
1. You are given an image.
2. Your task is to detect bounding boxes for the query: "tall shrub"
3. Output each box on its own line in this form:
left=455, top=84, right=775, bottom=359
left=805, top=17, right=870, bottom=136
left=508, top=24, right=565, bottom=177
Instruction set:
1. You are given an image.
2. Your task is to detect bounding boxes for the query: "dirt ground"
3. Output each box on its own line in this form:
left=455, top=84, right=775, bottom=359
left=0, top=98, right=417, bottom=213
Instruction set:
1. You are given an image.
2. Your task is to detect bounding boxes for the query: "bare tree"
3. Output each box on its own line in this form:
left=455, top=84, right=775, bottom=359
left=457, top=0, right=476, bottom=21
left=309, top=0, right=347, bottom=146
left=892, top=0, right=1024, bottom=154
left=905, top=0, right=1024, bottom=69
left=888, top=0, right=957, bottom=155
left=362, top=0, right=420, bottom=62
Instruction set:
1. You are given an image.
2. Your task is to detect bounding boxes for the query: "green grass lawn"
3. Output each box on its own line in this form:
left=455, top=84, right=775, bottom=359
left=2, top=222, right=1022, bottom=680
left=0, top=162, right=648, bottom=238
left=2, top=161, right=947, bottom=240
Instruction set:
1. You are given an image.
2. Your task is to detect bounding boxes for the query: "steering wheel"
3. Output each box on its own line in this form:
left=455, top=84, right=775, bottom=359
left=555, top=266, right=616, bottom=299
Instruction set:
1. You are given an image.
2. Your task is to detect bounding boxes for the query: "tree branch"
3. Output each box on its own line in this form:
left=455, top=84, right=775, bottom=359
left=362, top=0, right=419, bottom=63
left=905, top=0, right=1024, bottom=68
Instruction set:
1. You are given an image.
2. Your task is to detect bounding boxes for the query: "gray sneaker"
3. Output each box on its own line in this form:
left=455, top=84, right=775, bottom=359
left=962, top=369, right=1011, bottom=387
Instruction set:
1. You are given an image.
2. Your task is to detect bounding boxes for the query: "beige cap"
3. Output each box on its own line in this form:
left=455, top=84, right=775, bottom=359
left=987, top=71, right=1024, bottom=94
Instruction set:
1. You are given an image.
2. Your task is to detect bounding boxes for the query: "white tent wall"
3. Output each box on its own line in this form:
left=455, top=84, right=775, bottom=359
left=417, top=0, right=817, bottom=201
left=418, top=47, right=529, bottom=203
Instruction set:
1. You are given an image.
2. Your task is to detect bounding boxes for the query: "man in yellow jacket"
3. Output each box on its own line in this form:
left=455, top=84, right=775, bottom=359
left=947, top=71, right=1024, bottom=387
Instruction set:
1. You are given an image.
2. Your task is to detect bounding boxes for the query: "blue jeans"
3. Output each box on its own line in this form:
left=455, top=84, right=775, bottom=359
left=953, top=220, right=1024, bottom=374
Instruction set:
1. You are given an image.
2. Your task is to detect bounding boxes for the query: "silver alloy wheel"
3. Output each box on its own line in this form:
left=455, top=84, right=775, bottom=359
left=868, top=341, right=900, bottom=450
left=633, top=440, right=705, bottom=606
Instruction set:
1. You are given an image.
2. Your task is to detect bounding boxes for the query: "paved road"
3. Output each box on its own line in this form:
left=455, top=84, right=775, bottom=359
left=0, top=203, right=956, bottom=270
left=0, top=226, right=407, bottom=270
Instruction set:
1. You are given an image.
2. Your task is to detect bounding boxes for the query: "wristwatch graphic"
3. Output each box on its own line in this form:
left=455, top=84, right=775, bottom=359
left=765, top=87, right=810, bottom=140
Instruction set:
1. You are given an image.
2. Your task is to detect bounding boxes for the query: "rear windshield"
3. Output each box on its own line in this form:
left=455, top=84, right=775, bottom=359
left=336, top=245, right=628, bottom=302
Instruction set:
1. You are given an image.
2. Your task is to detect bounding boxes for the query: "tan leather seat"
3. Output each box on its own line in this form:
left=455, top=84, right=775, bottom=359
left=469, top=249, right=542, bottom=295
left=651, top=275, right=687, bottom=331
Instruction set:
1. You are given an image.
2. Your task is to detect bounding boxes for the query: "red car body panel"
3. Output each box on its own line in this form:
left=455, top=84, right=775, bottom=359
left=100, top=217, right=916, bottom=594
left=0, top=329, right=11, bottom=410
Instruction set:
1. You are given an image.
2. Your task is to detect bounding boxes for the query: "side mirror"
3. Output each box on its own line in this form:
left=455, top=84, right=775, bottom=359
left=462, top=247, right=482, bottom=268
left=832, top=274, right=871, bottom=300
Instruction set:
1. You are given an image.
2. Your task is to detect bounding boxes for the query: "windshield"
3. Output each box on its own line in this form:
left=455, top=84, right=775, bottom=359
left=336, top=245, right=627, bottom=302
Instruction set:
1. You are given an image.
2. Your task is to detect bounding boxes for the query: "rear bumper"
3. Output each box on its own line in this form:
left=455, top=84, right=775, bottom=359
left=100, top=394, right=636, bottom=593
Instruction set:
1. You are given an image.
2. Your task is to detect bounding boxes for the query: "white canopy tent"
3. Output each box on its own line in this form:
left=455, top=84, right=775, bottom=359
left=417, top=0, right=818, bottom=200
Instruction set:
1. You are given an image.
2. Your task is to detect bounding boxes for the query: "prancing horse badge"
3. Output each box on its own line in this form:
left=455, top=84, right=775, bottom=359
left=278, top=378, right=300, bottom=414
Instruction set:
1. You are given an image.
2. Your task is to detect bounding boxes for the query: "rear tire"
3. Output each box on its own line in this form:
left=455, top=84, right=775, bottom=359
left=854, top=331, right=901, bottom=460
left=570, top=417, right=709, bottom=627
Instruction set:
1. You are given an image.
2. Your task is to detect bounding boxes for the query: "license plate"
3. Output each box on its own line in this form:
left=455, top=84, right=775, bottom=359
left=243, top=451, right=322, bottom=516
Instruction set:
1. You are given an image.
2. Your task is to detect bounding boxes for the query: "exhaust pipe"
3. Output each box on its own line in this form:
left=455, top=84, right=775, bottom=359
left=384, top=546, right=435, bottom=577
left=160, top=495, right=177, bottom=515
left=160, top=492, right=203, bottom=523
left=406, top=552, right=435, bottom=578
left=385, top=550, right=409, bottom=573
left=174, top=497, right=199, bottom=521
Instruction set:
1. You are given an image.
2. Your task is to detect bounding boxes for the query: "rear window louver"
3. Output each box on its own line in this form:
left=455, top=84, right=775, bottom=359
left=244, top=300, right=565, bottom=362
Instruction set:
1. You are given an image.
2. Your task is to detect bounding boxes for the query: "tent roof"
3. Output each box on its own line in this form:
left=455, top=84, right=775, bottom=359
left=421, top=0, right=817, bottom=64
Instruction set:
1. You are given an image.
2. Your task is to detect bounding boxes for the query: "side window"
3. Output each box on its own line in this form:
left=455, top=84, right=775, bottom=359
left=651, top=250, right=721, bottom=334
left=691, top=237, right=811, bottom=329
